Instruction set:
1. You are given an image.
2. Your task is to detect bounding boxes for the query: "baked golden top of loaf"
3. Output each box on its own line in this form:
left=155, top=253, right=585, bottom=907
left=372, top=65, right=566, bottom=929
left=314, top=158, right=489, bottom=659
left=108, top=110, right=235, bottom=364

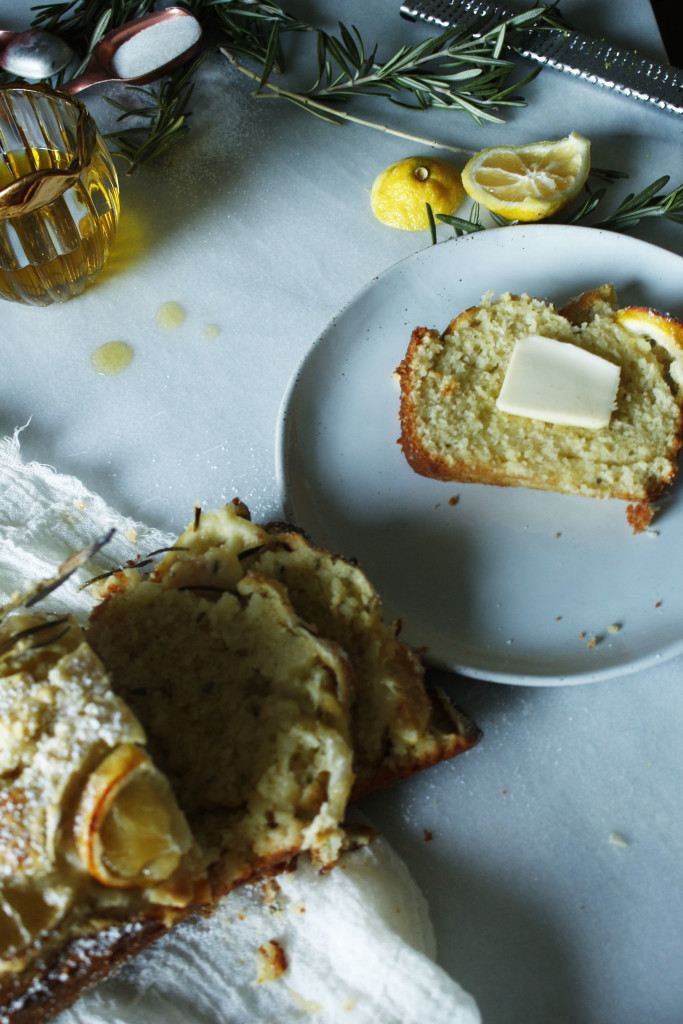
left=87, top=503, right=480, bottom=897
left=396, top=285, right=683, bottom=530
left=0, top=613, right=207, bottom=1024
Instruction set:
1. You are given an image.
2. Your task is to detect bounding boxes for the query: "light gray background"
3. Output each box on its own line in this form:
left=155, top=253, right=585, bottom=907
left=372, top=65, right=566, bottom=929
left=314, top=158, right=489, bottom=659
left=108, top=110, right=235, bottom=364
left=3, top=2, right=682, bottom=1022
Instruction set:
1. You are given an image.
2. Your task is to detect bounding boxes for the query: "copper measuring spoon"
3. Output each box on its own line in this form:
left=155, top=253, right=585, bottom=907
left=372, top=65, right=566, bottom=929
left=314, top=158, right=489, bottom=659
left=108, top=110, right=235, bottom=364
left=61, top=7, right=203, bottom=95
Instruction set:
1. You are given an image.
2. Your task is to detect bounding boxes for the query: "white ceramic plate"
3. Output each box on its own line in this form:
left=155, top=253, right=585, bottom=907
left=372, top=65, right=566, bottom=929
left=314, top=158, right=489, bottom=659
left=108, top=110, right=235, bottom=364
left=276, top=225, right=683, bottom=685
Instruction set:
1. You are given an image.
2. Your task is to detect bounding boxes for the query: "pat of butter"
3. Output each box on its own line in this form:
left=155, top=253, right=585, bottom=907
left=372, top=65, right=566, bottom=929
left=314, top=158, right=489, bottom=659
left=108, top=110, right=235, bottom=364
left=496, top=334, right=620, bottom=429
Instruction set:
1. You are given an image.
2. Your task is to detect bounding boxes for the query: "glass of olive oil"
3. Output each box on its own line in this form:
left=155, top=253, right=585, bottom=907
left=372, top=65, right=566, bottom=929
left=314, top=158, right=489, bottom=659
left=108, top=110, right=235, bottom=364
left=0, top=84, right=119, bottom=306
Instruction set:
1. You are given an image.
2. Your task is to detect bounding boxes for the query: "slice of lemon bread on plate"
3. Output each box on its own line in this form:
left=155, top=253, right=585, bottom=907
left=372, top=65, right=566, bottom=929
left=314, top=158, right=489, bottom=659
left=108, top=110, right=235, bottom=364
left=396, top=285, right=683, bottom=530
left=0, top=611, right=208, bottom=1024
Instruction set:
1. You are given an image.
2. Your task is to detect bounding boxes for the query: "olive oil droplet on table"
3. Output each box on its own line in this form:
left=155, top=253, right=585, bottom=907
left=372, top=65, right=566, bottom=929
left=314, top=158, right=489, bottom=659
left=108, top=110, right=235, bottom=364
left=156, top=300, right=186, bottom=329
left=91, top=341, right=134, bottom=375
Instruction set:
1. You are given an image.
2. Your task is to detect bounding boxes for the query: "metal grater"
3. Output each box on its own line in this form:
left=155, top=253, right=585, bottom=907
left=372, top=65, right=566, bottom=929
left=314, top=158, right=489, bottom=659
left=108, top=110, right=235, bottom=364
left=400, top=0, right=683, bottom=116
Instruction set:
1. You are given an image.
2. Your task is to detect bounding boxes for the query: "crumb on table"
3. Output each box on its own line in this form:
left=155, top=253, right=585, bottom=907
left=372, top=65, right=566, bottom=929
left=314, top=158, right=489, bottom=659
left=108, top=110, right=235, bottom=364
left=256, top=939, right=288, bottom=984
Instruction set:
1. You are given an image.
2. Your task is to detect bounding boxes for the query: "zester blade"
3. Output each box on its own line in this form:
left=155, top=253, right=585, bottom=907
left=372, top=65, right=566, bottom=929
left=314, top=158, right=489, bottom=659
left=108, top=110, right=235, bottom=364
left=400, top=0, right=683, bottom=116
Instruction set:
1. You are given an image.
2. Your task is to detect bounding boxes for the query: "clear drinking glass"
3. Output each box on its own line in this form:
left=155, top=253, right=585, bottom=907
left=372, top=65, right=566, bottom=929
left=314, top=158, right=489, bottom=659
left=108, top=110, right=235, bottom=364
left=0, top=84, right=119, bottom=306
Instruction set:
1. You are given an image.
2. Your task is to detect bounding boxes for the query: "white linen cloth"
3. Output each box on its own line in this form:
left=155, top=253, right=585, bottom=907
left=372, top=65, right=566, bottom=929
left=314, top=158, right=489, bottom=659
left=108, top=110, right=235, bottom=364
left=0, top=430, right=481, bottom=1024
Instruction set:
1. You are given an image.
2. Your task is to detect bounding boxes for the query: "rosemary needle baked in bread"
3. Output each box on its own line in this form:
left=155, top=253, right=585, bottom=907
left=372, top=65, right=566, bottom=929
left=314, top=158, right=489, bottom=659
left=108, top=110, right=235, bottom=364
left=87, top=503, right=480, bottom=897
left=396, top=285, right=683, bottom=532
left=0, top=612, right=208, bottom=1024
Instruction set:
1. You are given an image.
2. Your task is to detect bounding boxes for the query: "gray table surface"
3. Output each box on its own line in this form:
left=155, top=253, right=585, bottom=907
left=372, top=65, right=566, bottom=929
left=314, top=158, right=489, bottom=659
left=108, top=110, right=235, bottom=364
left=3, top=2, right=683, bottom=1022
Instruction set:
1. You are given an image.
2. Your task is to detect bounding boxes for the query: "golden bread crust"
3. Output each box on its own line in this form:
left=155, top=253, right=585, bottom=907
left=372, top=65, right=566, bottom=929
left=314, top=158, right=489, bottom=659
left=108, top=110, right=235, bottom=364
left=559, top=283, right=618, bottom=324
left=0, top=915, right=168, bottom=1024
left=250, top=523, right=480, bottom=793
left=351, top=687, right=482, bottom=800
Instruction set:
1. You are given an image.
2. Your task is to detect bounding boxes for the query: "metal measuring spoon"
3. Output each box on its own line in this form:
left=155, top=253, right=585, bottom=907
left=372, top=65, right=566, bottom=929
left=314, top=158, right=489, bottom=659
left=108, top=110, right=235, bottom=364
left=62, top=7, right=203, bottom=95
left=0, top=28, right=74, bottom=79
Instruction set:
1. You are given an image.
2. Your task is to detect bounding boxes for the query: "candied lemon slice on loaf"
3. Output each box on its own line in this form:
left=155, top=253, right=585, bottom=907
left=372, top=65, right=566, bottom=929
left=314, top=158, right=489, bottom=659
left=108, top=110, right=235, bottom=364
left=74, top=743, right=194, bottom=889
left=0, top=610, right=207, bottom=1021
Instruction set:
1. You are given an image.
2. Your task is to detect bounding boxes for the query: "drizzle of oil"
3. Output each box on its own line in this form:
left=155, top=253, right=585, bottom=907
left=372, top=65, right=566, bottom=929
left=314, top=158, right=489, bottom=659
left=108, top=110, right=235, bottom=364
left=91, top=341, right=134, bottom=376
left=156, top=300, right=186, bottom=329
left=203, top=323, right=221, bottom=339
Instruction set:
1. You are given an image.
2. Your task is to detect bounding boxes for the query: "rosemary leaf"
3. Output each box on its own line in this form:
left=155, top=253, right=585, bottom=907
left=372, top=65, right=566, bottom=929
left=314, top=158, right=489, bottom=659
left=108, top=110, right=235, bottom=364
left=426, top=202, right=438, bottom=244
left=433, top=212, right=485, bottom=236
left=258, top=22, right=282, bottom=90
left=567, top=187, right=607, bottom=224
left=589, top=167, right=630, bottom=184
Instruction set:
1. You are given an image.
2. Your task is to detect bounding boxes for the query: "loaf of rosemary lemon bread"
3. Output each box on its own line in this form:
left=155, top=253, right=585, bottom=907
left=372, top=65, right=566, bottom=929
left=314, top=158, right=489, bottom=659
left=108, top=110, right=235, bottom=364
left=0, top=504, right=480, bottom=1022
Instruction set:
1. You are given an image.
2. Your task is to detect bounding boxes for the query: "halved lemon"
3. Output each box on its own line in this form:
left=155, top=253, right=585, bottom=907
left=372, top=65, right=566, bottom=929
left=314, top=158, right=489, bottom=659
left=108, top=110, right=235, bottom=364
left=74, top=743, right=193, bottom=889
left=461, top=131, right=591, bottom=222
left=370, top=155, right=465, bottom=230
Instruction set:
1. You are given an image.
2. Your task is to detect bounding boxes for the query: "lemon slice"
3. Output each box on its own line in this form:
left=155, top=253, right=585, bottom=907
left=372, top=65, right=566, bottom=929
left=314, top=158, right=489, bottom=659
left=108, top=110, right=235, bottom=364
left=616, top=306, right=683, bottom=388
left=370, top=155, right=465, bottom=230
left=616, top=306, right=683, bottom=350
left=74, top=743, right=193, bottom=889
left=461, top=131, right=590, bottom=222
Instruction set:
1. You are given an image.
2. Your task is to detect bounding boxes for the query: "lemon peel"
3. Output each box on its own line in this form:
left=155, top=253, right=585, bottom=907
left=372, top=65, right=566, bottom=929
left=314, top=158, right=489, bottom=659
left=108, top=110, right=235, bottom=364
left=74, top=743, right=193, bottom=889
left=461, top=131, right=591, bottom=222
left=370, top=155, right=465, bottom=230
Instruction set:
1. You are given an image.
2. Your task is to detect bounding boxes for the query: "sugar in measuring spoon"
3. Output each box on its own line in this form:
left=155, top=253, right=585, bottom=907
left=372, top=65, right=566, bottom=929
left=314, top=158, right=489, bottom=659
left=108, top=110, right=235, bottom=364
left=62, top=7, right=202, bottom=95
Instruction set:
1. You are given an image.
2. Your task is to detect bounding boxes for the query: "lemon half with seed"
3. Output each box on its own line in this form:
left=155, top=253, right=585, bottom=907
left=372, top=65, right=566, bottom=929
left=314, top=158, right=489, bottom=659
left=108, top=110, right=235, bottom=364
left=371, top=155, right=465, bottom=230
left=461, top=131, right=591, bottom=222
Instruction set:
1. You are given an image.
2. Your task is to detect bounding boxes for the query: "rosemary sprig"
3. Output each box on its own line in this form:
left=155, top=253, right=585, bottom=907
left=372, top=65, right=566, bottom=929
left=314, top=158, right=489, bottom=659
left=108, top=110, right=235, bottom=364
left=0, top=530, right=115, bottom=624
left=22, top=1, right=568, bottom=171
left=591, top=175, right=683, bottom=231
left=223, top=8, right=563, bottom=128
left=103, top=53, right=206, bottom=174
left=436, top=172, right=683, bottom=239
left=221, top=49, right=477, bottom=156
left=207, top=0, right=310, bottom=68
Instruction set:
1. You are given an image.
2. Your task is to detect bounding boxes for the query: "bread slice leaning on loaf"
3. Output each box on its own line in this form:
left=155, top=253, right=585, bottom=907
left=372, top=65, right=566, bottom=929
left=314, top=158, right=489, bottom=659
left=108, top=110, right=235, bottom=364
left=86, top=502, right=481, bottom=900
left=143, top=504, right=480, bottom=800
left=396, top=284, right=683, bottom=531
